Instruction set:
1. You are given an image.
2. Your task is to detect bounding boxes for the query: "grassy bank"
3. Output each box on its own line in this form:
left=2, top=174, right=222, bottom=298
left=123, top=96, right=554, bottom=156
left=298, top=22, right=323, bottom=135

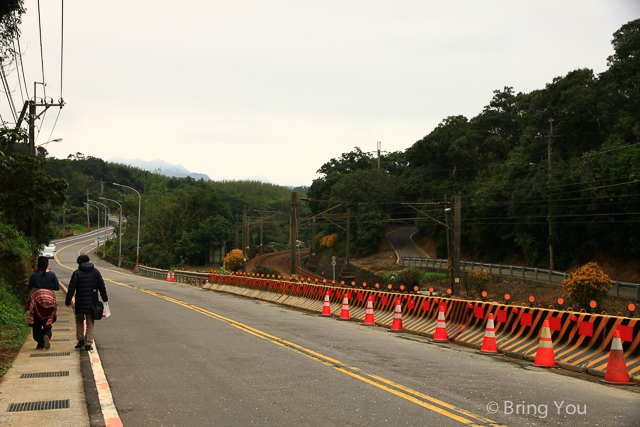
left=0, top=278, right=29, bottom=378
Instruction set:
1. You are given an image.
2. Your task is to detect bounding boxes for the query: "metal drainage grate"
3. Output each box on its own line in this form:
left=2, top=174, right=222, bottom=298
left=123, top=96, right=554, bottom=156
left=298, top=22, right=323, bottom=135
left=29, top=352, right=70, bottom=358
left=20, top=371, right=69, bottom=379
left=7, top=399, right=70, bottom=412
left=52, top=328, right=70, bottom=331
left=50, top=339, right=70, bottom=342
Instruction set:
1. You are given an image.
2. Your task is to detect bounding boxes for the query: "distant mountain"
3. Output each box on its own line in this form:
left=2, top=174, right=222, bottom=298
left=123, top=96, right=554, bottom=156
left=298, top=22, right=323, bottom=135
left=109, top=157, right=211, bottom=181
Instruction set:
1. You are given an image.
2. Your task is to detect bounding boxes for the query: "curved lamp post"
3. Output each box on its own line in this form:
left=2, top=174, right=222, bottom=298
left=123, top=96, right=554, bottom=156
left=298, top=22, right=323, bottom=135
left=100, top=197, right=123, bottom=267
left=90, top=200, right=110, bottom=250
left=113, top=183, right=141, bottom=266
left=85, top=203, right=101, bottom=246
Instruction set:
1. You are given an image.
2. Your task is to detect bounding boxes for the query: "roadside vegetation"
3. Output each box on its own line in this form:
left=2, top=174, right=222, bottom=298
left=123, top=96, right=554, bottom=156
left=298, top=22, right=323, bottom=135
left=309, top=19, right=640, bottom=272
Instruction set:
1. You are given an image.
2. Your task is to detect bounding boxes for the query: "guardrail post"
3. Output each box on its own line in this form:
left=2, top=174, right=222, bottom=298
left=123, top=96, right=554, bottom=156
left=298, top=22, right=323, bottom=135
left=548, top=268, right=552, bottom=283
left=489, top=263, right=493, bottom=274
left=499, top=262, right=502, bottom=276
left=439, top=259, right=442, bottom=270
left=522, top=265, right=525, bottom=279
left=509, top=265, right=513, bottom=276
left=535, top=267, right=538, bottom=281
left=471, top=261, right=474, bottom=271
left=615, top=281, right=620, bottom=296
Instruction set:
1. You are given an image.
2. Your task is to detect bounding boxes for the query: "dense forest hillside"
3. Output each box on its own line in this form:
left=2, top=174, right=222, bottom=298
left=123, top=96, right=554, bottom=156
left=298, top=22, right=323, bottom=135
left=309, top=19, right=640, bottom=270
left=39, top=156, right=305, bottom=268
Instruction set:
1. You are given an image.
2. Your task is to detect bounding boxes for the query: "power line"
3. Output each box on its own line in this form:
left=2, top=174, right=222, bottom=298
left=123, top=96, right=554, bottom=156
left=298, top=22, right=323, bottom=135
left=0, top=65, right=17, bottom=122
left=37, top=0, right=47, bottom=101
left=16, top=31, right=29, bottom=100
left=11, top=38, right=25, bottom=104
left=59, top=0, right=64, bottom=100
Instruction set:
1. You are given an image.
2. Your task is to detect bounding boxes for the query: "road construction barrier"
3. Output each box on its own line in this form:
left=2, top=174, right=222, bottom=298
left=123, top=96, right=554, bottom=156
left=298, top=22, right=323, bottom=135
left=151, top=270, right=640, bottom=383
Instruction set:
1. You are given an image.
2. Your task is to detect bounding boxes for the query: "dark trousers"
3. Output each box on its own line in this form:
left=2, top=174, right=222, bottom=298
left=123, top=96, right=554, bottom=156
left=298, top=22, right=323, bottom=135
left=32, top=315, right=52, bottom=348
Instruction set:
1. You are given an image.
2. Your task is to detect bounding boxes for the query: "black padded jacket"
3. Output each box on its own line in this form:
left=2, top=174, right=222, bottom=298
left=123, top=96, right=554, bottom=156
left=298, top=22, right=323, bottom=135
left=65, top=262, right=108, bottom=314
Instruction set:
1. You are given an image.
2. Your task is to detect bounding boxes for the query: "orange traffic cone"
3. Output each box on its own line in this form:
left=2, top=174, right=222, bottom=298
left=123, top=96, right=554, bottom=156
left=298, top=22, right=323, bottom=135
left=478, top=313, right=498, bottom=354
left=166, top=271, right=172, bottom=282
left=390, top=299, right=403, bottom=332
left=362, top=296, right=375, bottom=326
left=338, top=297, right=350, bottom=321
left=602, top=330, right=633, bottom=385
left=534, top=320, right=557, bottom=368
left=433, top=305, right=448, bottom=342
left=319, top=292, right=332, bottom=317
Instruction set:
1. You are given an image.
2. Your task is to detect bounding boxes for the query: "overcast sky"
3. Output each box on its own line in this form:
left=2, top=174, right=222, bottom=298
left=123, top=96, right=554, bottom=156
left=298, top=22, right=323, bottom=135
left=3, top=1, right=639, bottom=187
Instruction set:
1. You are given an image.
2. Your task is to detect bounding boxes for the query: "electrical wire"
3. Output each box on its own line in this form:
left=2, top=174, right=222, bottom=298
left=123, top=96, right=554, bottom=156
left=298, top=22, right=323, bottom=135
left=11, top=38, right=25, bottom=104
left=59, top=0, right=64, bottom=100
left=16, top=30, right=29, bottom=100
left=37, top=0, right=47, bottom=101
left=0, top=65, right=17, bottom=122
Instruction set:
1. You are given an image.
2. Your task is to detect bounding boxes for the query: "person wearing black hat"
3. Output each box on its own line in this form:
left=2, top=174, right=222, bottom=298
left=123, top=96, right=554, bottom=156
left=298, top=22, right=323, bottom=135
left=65, top=255, right=108, bottom=351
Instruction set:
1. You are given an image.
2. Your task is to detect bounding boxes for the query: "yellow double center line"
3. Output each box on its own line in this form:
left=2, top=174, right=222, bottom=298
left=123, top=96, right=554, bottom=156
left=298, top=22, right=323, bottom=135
left=55, top=238, right=506, bottom=426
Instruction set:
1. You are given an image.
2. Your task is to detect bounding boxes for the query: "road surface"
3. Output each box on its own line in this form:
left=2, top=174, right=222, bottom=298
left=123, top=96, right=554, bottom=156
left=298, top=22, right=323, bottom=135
left=48, top=233, right=640, bottom=426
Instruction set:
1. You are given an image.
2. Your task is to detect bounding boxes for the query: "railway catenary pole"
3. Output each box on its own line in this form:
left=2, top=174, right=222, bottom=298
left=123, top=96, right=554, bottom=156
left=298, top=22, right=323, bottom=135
left=235, top=214, right=239, bottom=250
left=453, top=195, right=461, bottom=295
left=346, top=208, right=350, bottom=267
left=290, top=191, right=297, bottom=276
left=242, top=206, right=247, bottom=271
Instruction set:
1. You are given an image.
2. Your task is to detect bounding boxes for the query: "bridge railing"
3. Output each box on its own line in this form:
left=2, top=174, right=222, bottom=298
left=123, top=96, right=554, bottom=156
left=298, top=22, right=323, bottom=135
left=400, top=256, right=640, bottom=299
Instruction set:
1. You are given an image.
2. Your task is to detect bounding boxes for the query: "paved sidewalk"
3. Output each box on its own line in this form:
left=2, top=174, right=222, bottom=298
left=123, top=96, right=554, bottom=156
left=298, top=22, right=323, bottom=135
left=0, top=290, right=90, bottom=426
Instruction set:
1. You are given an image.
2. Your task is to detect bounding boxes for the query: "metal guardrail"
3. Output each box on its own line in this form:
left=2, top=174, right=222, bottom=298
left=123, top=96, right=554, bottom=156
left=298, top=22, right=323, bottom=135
left=136, top=266, right=210, bottom=286
left=174, top=270, right=209, bottom=286
left=400, top=256, right=640, bottom=299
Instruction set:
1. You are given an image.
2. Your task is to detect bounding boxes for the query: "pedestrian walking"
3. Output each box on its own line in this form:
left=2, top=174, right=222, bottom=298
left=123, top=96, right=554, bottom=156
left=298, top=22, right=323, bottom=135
left=65, top=255, right=108, bottom=351
left=26, top=256, right=60, bottom=349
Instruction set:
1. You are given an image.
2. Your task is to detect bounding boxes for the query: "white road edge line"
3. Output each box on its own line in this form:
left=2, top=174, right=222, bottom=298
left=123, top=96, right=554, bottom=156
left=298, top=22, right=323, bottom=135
left=89, top=345, right=123, bottom=427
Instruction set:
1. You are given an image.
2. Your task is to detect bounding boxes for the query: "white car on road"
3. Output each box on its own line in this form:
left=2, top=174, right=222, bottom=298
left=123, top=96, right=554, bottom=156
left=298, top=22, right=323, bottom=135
left=41, top=247, right=55, bottom=259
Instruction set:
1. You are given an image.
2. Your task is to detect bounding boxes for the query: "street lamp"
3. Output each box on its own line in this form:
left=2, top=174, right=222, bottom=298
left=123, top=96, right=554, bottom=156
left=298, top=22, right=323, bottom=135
left=89, top=200, right=109, bottom=249
left=85, top=203, right=101, bottom=246
left=113, top=183, right=141, bottom=266
left=35, top=138, right=63, bottom=148
left=100, top=197, right=123, bottom=267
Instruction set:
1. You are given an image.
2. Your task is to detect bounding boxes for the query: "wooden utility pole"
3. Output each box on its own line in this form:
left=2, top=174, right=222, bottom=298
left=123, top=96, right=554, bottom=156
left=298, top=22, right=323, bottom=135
left=346, top=208, right=351, bottom=266
left=290, top=192, right=297, bottom=276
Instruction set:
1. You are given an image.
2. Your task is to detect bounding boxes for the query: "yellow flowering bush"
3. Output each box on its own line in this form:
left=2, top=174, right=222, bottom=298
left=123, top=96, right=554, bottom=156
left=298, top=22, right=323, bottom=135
left=224, top=249, right=244, bottom=272
left=466, top=266, right=490, bottom=296
left=562, top=262, right=611, bottom=309
left=319, top=233, right=338, bottom=249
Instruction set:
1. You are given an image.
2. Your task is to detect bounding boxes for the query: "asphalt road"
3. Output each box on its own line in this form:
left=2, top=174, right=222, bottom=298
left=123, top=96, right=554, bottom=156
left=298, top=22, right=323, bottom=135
left=386, top=226, right=428, bottom=259
left=51, top=233, right=640, bottom=426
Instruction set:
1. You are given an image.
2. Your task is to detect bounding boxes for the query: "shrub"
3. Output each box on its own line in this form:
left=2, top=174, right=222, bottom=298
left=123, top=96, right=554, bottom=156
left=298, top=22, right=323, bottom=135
left=562, top=262, right=611, bottom=309
left=253, top=264, right=280, bottom=277
left=319, top=233, right=338, bottom=249
left=390, top=268, right=422, bottom=292
left=224, top=249, right=244, bottom=272
left=466, top=267, right=490, bottom=297
left=0, top=278, right=29, bottom=350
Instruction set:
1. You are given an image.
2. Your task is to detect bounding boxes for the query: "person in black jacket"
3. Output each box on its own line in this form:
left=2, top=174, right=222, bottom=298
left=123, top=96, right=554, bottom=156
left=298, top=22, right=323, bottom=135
left=65, top=255, right=108, bottom=351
